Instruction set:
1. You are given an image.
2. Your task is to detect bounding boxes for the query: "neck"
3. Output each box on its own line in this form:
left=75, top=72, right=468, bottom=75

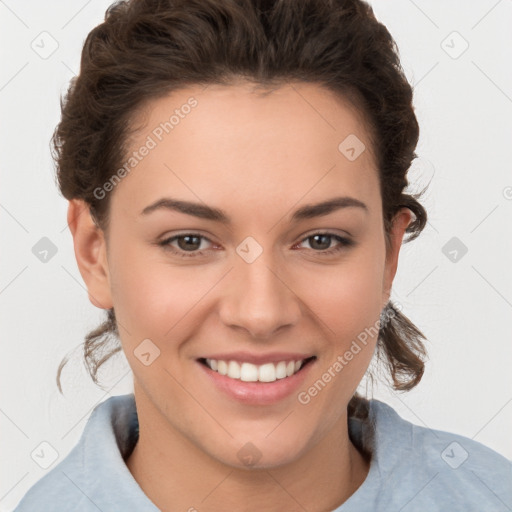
left=126, top=390, right=370, bottom=512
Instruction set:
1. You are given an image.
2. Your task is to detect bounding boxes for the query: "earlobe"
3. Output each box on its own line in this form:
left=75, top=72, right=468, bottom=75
left=382, top=208, right=413, bottom=307
left=67, top=199, right=113, bottom=310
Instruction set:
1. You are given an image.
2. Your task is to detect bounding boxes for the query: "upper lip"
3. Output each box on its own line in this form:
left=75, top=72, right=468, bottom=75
left=199, top=351, right=316, bottom=365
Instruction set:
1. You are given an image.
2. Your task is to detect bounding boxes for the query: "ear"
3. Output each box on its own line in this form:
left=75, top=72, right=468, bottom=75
left=381, top=207, right=412, bottom=308
left=67, top=199, right=113, bottom=310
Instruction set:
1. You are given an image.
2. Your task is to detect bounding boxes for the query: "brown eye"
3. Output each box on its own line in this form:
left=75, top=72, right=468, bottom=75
left=158, top=233, right=213, bottom=258
left=308, top=234, right=333, bottom=251
left=175, top=235, right=203, bottom=251
left=298, top=232, right=354, bottom=255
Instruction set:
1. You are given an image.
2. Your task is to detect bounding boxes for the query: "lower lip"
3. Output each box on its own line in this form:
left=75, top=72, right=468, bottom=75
left=197, top=359, right=316, bottom=405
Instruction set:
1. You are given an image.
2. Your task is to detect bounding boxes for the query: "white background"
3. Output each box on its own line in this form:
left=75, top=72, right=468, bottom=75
left=1, top=0, right=511, bottom=510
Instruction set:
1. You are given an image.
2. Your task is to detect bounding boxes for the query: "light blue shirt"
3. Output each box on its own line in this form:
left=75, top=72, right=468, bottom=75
left=14, top=393, right=512, bottom=511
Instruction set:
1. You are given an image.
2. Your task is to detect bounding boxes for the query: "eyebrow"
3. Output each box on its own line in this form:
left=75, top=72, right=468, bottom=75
left=140, top=196, right=368, bottom=223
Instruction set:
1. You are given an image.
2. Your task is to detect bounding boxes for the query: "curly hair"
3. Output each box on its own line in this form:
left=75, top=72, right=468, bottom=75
left=54, top=0, right=429, bottom=419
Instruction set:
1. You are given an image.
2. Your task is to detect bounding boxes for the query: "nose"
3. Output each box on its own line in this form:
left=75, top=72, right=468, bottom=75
left=218, top=249, right=301, bottom=339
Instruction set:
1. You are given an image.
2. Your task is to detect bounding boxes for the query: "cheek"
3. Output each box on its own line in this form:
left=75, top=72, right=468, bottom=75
left=107, top=240, right=181, bottom=337
left=299, top=261, right=383, bottom=403
left=108, top=241, right=221, bottom=348
left=305, top=247, right=385, bottom=335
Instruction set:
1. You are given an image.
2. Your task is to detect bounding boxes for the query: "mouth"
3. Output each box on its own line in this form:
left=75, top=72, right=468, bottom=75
left=197, top=356, right=317, bottom=383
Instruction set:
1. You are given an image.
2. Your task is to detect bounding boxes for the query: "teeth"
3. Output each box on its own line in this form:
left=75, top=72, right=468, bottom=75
left=217, top=360, right=228, bottom=375
left=275, top=361, right=287, bottom=379
left=240, top=362, right=259, bottom=382
left=258, top=363, right=275, bottom=382
left=205, top=358, right=307, bottom=382
left=228, top=360, right=241, bottom=379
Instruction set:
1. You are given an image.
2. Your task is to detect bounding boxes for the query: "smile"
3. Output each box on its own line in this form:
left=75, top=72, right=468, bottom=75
left=199, top=357, right=316, bottom=383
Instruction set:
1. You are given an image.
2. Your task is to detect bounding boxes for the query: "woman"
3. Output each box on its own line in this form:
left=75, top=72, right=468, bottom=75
left=14, top=0, right=512, bottom=510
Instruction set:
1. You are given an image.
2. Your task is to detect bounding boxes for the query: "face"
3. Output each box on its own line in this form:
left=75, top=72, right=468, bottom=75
left=71, top=81, right=410, bottom=469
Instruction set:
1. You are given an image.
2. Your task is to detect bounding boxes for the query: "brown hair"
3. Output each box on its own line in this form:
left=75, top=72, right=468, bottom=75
left=54, top=0, right=429, bottom=417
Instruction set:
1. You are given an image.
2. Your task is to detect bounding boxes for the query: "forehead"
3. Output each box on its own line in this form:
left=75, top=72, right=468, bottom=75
left=112, top=81, right=380, bottom=218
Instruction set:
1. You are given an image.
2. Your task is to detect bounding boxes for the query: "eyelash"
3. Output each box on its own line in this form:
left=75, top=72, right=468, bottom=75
left=157, top=231, right=354, bottom=258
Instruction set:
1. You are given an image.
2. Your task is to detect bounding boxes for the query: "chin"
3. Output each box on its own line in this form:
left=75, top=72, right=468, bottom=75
left=209, top=435, right=307, bottom=471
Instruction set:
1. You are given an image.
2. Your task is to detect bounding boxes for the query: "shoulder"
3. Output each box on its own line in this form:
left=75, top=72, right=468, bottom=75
left=13, top=394, right=158, bottom=512
left=360, top=399, right=512, bottom=511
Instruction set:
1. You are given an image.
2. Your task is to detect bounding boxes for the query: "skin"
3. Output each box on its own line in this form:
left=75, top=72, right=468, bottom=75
left=68, top=81, right=411, bottom=511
